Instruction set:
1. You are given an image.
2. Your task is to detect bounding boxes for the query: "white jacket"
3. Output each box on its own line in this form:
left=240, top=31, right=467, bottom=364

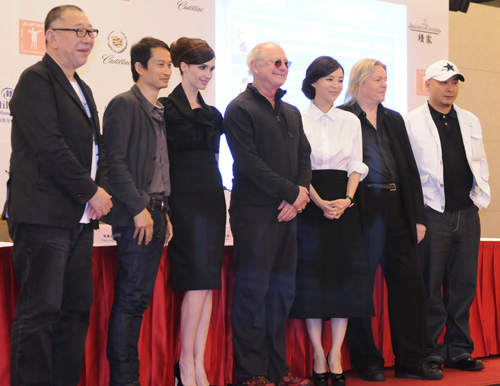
left=404, top=103, right=490, bottom=212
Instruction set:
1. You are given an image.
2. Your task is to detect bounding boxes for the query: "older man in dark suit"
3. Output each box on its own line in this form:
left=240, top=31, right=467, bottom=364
left=3, top=5, right=112, bottom=386
left=224, top=43, right=311, bottom=386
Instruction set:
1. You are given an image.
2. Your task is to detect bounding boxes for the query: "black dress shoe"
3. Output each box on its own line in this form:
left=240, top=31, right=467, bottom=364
left=445, top=357, right=485, bottom=371
left=358, top=366, right=385, bottom=382
left=330, top=372, right=346, bottom=386
left=312, top=371, right=328, bottom=386
left=427, top=361, right=442, bottom=371
left=395, top=363, right=443, bottom=380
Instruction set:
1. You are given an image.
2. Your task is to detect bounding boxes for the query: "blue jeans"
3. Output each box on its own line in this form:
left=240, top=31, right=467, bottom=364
left=107, top=209, right=167, bottom=385
left=8, top=221, right=94, bottom=386
left=418, top=204, right=481, bottom=364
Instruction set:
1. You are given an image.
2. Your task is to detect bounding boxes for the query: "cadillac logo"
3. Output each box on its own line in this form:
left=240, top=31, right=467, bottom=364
left=107, top=30, right=128, bottom=53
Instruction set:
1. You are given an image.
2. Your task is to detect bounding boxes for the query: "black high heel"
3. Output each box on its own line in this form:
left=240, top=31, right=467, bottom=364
left=330, top=373, right=346, bottom=386
left=174, top=362, right=184, bottom=386
left=174, top=362, right=208, bottom=386
left=312, top=371, right=329, bottom=386
left=327, top=352, right=346, bottom=386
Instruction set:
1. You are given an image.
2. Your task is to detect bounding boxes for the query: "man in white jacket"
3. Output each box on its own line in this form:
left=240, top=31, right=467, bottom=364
left=404, top=60, right=490, bottom=373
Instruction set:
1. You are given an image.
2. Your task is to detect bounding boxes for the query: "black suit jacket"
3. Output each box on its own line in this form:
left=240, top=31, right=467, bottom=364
left=4, top=54, right=108, bottom=227
left=340, top=102, right=425, bottom=243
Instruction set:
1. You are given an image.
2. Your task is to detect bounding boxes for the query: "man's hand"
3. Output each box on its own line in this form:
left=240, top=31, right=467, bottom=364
left=277, top=201, right=298, bottom=222
left=277, top=186, right=310, bottom=222
left=133, top=208, right=153, bottom=245
left=416, top=223, right=426, bottom=244
left=292, top=186, right=310, bottom=213
left=87, top=187, right=113, bottom=220
left=165, top=214, right=173, bottom=243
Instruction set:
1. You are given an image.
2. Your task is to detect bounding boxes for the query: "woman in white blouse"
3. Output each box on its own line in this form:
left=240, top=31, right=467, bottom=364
left=289, top=57, right=373, bottom=386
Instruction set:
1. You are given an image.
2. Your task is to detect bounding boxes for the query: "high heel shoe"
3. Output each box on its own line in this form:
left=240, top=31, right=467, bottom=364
left=327, top=352, right=346, bottom=386
left=174, top=362, right=184, bottom=386
left=174, top=362, right=205, bottom=386
left=330, top=373, right=346, bottom=386
left=312, top=371, right=329, bottom=386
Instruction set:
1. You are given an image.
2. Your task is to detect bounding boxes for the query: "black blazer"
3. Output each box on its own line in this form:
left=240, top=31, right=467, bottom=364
left=4, top=54, right=108, bottom=227
left=340, top=102, right=425, bottom=243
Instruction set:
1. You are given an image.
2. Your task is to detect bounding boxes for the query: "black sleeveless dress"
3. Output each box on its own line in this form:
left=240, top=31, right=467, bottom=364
left=160, top=84, right=226, bottom=291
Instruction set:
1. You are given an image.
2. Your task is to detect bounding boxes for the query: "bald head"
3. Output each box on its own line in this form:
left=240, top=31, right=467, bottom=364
left=247, top=42, right=282, bottom=75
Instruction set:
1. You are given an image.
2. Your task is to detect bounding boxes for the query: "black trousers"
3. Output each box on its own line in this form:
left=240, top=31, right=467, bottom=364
left=346, top=187, right=427, bottom=370
left=230, top=206, right=297, bottom=383
left=8, top=221, right=94, bottom=386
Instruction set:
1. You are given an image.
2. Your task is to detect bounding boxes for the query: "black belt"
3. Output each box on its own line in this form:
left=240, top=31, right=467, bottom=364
left=148, top=196, right=169, bottom=212
left=365, top=183, right=398, bottom=191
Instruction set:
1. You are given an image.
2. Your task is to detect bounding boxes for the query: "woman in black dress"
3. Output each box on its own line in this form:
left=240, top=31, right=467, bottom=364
left=289, top=57, right=372, bottom=386
left=159, top=37, right=225, bottom=386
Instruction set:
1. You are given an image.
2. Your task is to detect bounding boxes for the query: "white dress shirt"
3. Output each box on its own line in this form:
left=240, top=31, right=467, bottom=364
left=301, top=101, right=368, bottom=178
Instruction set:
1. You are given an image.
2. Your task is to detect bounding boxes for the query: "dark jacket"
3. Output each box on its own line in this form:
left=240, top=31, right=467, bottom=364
left=159, top=83, right=223, bottom=155
left=102, top=85, right=168, bottom=227
left=4, top=54, right=107, bottom=227
left=224, top=84, right=311, bottom=208
left=340, top=102, right=426, bottom=242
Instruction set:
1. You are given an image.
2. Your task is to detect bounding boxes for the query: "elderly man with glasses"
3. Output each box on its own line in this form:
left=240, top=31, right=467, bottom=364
left=224, top=42, right=312, bottom=386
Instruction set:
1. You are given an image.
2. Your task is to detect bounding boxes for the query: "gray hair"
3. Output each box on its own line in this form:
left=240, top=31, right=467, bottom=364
left=246, top=42, right=280, bottom=75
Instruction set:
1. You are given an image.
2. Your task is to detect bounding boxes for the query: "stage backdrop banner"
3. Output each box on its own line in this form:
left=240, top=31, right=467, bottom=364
left=0, top=0, right=448, bottom=216
left=400, top=0, right=449, bottom=110
left=0, top=0, right=215, bottom=212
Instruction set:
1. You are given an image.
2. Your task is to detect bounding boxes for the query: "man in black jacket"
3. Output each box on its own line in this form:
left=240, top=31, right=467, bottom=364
left=224, top=42, right=312, bottom=386
left=103, top=37, right=173, bottom=386
left=340, top=59, right=442, bottom=381
left=4, top=5, right=112, bottom=386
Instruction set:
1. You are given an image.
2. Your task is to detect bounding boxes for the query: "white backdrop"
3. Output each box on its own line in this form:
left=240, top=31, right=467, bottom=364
left=0, top=0, right=448, bottom=210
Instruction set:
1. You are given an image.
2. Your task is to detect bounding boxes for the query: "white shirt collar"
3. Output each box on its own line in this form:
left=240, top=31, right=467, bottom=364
left=306, top=100, right=337, bottom=121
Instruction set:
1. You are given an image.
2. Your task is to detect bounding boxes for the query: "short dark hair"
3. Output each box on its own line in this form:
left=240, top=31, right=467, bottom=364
left=170, top=37, right=215, bottom=74
left=130, top=37, right=170, bottom=82
left=45, top=5, right=84, bottom=33
left=302, top=56, right=344, bottom=100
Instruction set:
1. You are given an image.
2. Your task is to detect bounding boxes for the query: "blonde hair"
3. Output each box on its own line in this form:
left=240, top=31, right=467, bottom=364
left=345, top=59, right=387, bottom=105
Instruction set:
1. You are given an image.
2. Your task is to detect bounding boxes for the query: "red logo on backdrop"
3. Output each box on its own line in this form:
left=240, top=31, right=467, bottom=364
left=416, top=69, right=427, bottom=96
left=19, top=20, right=45, bottom=56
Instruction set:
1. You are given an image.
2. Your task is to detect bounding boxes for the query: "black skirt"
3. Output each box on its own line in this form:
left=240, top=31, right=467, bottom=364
left=289, top=170, right=373, bottom=319
left=168, top=150, right=226, bottom=291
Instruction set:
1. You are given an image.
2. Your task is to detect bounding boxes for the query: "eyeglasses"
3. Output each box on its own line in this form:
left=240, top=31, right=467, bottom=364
left=52, top=28, right=99, bottom=38
left=265, top=59, right=292, bottom=69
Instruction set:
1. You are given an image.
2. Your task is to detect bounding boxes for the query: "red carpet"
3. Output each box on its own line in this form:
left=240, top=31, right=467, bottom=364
left=342, top=356, right=500, bottom=386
